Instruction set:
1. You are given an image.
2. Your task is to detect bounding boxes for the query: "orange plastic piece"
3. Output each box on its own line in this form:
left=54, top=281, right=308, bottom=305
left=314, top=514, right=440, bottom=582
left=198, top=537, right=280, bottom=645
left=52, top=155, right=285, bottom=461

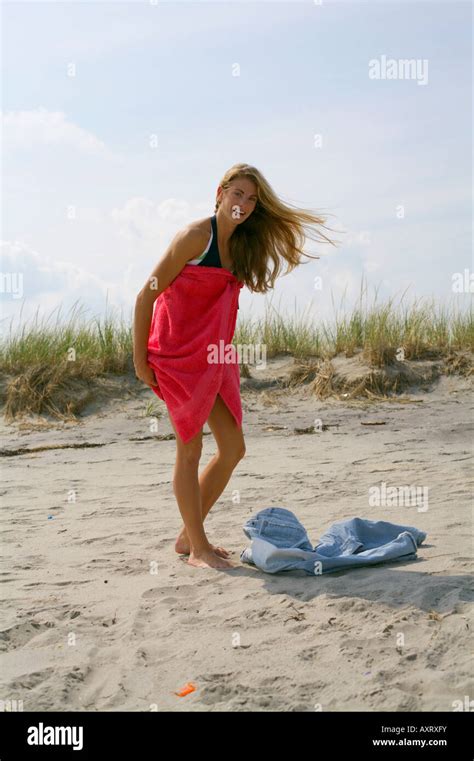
left=175, top=681, right=197, bottom=697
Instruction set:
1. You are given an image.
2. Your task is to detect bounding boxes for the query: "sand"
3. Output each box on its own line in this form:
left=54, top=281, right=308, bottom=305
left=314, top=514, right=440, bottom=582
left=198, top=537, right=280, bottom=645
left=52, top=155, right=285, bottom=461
left=1, top=355, right=472, bottom=712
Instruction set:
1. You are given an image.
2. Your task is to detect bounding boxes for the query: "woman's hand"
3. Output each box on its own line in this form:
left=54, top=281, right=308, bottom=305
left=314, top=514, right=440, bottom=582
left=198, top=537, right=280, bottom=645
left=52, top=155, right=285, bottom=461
left=134, top=359, right=160, bottom=391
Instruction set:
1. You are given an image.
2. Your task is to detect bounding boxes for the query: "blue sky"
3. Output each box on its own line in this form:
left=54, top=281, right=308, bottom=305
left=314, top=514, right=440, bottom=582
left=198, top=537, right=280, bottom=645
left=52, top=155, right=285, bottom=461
left=1, top=0, right=472, bottom=334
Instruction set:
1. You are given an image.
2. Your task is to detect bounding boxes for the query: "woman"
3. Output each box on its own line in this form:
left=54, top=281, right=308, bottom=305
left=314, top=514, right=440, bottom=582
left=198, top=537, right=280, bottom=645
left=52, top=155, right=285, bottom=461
left=133, top=163, right=337, bottom=570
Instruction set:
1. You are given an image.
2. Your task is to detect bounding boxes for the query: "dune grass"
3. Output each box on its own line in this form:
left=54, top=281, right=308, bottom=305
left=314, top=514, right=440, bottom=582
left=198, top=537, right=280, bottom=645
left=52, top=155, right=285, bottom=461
left=1, top=300, right=132, bottom=376
left=0, top=301, right=133, bottom=420
left=234, top=284, right=473, bottom=363
left=0, top=284, right=472, bottom=420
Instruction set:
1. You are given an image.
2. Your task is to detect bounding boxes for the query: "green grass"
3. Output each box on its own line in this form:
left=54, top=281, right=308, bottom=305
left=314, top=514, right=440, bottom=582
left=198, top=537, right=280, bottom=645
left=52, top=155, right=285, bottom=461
left=234, top=282, right=473, bottom=362
left=0, top=300, right=132, bottom=376
left=1, top=287, right=472, bottom=376
left=0, top=282, right=472, bottom=419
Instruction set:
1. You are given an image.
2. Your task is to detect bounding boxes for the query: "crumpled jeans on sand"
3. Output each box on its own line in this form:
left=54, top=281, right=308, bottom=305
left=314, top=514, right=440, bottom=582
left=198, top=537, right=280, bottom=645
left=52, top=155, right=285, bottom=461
left=240, top=507, right=427, bottom=575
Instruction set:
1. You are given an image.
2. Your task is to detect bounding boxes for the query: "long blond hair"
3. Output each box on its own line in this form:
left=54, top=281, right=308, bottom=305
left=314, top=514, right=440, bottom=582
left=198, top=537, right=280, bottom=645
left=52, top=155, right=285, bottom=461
left=214, top=162, right=340, bottom=293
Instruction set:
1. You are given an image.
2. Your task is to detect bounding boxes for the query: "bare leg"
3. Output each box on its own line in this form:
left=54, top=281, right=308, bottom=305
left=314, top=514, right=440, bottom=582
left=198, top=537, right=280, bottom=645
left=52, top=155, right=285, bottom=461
left=175, top=393, right=246, bottom=556
left=167, top=409, right=237, bottom=569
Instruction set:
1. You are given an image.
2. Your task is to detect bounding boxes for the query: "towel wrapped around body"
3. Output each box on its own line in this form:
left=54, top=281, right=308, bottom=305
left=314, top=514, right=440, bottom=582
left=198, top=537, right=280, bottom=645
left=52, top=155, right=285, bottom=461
left=147, top=264, right=244, bottom=443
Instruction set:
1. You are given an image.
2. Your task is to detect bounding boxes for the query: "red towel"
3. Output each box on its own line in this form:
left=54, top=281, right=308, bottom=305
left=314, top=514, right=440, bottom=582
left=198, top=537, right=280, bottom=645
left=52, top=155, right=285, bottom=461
left=147, top=264, right=244, bottom=443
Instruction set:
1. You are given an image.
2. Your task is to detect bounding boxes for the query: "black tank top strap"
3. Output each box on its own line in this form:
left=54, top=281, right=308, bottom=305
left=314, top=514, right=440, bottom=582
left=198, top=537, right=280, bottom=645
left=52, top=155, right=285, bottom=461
left=197, top=215, right=221, bottom=268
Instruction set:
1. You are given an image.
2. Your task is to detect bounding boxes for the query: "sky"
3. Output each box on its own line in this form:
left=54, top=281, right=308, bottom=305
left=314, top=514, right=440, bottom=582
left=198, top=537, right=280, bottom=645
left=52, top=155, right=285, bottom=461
left=1, top=0, right=472, bottom=336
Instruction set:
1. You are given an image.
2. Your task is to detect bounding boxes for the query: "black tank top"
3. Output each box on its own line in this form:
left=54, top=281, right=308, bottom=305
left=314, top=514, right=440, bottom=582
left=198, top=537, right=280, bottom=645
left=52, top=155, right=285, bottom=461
left=196, top=215, right=236, bottom=276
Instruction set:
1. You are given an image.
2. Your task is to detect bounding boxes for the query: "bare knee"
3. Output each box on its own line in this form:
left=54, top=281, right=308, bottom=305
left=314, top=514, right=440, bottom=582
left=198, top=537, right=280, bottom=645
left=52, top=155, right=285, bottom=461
left=217, top=442, right=246, bottom=467
left=176, top=441, right=202, bottom=468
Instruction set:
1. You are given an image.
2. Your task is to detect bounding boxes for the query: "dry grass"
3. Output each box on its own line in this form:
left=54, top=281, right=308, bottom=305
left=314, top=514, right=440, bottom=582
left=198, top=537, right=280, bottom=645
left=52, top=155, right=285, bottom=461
left=1, top=283, right=472, bottom=421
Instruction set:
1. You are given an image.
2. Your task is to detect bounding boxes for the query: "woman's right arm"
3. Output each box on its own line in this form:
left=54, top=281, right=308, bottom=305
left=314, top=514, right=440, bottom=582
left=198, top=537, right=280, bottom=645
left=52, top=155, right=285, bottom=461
left=133, top=226, right=206, bottom=386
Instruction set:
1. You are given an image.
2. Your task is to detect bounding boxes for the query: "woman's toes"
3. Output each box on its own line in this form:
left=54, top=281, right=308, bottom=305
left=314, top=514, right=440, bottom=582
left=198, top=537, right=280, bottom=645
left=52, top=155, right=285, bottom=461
left=213, top=546, right=230, bottom=557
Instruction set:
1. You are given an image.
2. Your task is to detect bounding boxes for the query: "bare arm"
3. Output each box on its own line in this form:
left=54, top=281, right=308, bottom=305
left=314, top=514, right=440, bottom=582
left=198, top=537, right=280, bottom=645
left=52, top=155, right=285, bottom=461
left=133, top=226, right=205, bottom=374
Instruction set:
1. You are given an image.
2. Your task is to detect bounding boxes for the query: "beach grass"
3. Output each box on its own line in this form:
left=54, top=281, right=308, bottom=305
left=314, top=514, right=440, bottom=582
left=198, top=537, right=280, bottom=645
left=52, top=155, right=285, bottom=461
left=235, top=284, right=473, bottom=362
left=1, top=285, right=472, bottom=420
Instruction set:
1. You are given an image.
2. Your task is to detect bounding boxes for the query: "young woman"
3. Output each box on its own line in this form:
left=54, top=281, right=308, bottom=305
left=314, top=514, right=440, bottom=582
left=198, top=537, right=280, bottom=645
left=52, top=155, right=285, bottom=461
left=133, top=163, right=336, bottom=570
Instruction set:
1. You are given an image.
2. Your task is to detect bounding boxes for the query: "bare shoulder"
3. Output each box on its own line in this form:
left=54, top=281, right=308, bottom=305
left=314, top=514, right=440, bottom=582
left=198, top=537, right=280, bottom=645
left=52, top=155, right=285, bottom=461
left=138, top=215, right=213, bottom=298
left=185, top=215, right=212, bottom=241
left=167, top=216, right=211, bottom=264
left=173, top=217, right=211, bottom=245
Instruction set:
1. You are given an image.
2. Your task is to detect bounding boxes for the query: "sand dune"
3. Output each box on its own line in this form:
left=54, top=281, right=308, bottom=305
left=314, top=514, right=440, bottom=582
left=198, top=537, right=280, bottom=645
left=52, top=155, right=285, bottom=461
left=1, top=356, right=472, bottom=711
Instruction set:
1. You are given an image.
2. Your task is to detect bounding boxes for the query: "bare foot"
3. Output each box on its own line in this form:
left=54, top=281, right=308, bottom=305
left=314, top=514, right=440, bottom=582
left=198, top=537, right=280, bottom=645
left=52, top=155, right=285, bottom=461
left=187, top=549, right=236, bottom=569
left=175, top=533, right=231, bottom=558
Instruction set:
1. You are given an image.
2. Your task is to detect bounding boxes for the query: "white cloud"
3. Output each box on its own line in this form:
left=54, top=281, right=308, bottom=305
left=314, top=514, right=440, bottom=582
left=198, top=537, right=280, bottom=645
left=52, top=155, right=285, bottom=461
left=0, top=241, right=132, bottom=331
left=1, top=108, right=108, bottom=155
left=110, top=197, right=191, bottom=242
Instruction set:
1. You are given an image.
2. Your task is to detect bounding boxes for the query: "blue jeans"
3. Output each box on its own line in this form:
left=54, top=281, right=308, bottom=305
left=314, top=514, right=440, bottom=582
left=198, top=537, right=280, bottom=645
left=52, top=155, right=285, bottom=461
left=240, top=507, right=427, bottom=575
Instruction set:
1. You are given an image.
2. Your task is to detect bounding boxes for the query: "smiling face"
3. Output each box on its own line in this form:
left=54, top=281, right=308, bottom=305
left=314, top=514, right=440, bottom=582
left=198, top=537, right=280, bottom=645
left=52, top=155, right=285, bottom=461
left=216, top=177, right=258, bottom=223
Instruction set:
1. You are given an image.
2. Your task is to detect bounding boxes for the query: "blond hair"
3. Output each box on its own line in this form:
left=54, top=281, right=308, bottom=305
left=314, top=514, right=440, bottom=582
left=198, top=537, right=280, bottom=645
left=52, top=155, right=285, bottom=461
left=214, top=162, right=340, bottom=293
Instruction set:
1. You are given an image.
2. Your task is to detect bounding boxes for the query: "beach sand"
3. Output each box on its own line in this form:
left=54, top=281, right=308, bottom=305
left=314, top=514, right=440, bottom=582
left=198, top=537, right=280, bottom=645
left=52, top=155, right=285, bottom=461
left=1, top=355, right=472, bottom=712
